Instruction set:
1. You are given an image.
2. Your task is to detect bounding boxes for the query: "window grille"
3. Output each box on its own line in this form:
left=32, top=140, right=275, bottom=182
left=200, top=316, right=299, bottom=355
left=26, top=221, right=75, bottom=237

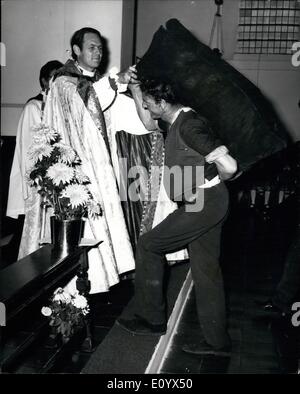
left=237, top=0, right=300, bottom=54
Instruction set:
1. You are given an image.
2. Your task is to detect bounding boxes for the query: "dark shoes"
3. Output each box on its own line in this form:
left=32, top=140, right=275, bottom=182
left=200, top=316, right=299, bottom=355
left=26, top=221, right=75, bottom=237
left=182, top=340, right=231, bottom=357
left=182, top=341, right=231, bottom=357
left=116, top=315, right=167, bottom=336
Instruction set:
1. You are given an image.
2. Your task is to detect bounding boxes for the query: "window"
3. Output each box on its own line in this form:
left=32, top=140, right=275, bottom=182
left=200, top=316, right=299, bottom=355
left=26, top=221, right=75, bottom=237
left=237, top=0, right=300, bottom=54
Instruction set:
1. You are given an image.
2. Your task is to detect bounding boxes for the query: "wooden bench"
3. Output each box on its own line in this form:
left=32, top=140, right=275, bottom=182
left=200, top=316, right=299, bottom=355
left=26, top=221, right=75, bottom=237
left=0, top=239, right=101, bottom=372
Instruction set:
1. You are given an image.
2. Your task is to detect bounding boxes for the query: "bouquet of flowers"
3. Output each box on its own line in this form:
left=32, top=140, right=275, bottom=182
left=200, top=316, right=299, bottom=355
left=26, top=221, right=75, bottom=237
left=27, top=123, right=102, bottom=220
left=41, top=288, right=90, bottom=339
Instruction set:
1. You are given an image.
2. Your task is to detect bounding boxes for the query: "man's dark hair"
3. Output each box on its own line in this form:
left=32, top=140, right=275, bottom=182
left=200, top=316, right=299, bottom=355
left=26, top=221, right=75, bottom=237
left=140, top=78, right=180, bottom=105
left=39, top=60, right=63, bottom=89
left=70, top=27, right=102, bottom=60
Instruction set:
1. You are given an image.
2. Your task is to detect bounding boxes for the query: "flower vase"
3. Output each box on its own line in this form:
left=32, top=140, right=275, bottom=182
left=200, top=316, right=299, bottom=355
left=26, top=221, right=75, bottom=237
left=50, top=217, right=83, bottom=255
left=45, top=326, right=60, bottom=349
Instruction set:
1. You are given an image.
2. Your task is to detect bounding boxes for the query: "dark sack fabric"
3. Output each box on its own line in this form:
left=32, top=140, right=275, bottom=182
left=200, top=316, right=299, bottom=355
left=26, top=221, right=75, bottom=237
left=136, top=19, right=289, bottom=172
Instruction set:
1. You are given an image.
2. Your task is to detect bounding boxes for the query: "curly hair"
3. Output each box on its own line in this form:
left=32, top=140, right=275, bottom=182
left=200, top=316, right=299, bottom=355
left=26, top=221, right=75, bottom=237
left=140, top=78, right=181, bottom=105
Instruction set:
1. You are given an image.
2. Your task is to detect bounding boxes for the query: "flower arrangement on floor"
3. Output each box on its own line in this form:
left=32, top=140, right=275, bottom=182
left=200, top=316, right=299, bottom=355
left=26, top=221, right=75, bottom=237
left=41, top=288, right=90, bottom=340
left=27, top=123, right=102, bottom=220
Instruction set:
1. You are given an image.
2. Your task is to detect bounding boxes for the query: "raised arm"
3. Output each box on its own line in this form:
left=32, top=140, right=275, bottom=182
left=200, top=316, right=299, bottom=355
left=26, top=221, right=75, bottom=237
left=99, top=64, right=158, bottom=131
left=129, top=82, right=158, bottom=131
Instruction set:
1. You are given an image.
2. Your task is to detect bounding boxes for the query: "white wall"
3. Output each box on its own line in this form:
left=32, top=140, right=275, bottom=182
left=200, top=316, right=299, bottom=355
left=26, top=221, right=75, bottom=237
left=1, top=0, right=124, bottom=136
left=136, top=0, right=300, bottom=141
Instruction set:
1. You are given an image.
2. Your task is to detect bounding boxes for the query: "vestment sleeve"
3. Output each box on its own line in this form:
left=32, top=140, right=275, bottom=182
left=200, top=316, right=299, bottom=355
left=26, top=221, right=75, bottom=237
left=93, top=69, right=128, bottom=111
left=93, top=76, right=117, bottom=111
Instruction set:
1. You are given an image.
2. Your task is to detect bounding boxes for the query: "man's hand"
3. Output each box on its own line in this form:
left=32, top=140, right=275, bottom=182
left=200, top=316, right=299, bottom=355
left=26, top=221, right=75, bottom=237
left=205, top=145, right=229, bottom=164
left=205, top=145, right=237, bottom=180
left=117, top=65, right=138, bottom=85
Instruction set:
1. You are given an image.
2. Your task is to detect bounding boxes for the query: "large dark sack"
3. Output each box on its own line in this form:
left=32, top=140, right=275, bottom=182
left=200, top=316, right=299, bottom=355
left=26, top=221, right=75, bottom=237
left=136, top=19, right=289, bottom=172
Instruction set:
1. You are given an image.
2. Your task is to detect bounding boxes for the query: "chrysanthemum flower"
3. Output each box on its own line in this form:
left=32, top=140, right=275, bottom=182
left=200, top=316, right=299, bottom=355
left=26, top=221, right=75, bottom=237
left=87, top=199, right=102, bottom=218
left=41, top=306, right=52, bottom=317
left=73, top=167, right=90, bottom=184
left=28, top=143, right=53, bottom=164
left=32, top=124, right=58, bottom=144
left=53, top=291, right=71, bottom=304
left=27, top=126, right=98, bottom=219
left=53, top=143, right=77, bottom=164
left=72, top=294, right=88, bottom=309
left=47, top=163, right=74, bottom=185
left=62, top=184, right=90, bottom=208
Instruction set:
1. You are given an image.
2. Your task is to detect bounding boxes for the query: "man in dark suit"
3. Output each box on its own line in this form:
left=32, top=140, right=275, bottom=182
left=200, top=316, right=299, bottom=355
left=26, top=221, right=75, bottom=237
left=117, top=79, right=237, bottom=356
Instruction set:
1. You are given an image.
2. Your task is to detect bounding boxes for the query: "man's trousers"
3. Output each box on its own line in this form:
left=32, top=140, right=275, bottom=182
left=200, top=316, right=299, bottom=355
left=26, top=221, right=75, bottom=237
left=134, top=182, right=230, bottom=348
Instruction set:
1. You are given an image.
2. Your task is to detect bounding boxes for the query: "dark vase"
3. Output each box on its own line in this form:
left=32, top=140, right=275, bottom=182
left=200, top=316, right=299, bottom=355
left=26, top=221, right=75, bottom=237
left=50, top=217, right=83, bottom=255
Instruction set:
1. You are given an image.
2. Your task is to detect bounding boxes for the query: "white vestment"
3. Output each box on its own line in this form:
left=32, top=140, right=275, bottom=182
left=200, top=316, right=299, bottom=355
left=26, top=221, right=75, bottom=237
left=7, top=99, right=42, bottom=219
left=6, top=99, right=45, bottom=259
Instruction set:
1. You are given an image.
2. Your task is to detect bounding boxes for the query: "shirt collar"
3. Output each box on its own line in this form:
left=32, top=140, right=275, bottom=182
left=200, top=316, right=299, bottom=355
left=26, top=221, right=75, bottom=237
left=171, top=107, right=193, bottom=125
left=75, top=61, right=95, bottom=77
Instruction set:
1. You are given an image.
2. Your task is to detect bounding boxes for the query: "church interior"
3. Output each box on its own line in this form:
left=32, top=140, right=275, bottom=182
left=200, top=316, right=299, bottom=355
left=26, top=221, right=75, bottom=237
left=1, top=0, right=300, bottom=375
